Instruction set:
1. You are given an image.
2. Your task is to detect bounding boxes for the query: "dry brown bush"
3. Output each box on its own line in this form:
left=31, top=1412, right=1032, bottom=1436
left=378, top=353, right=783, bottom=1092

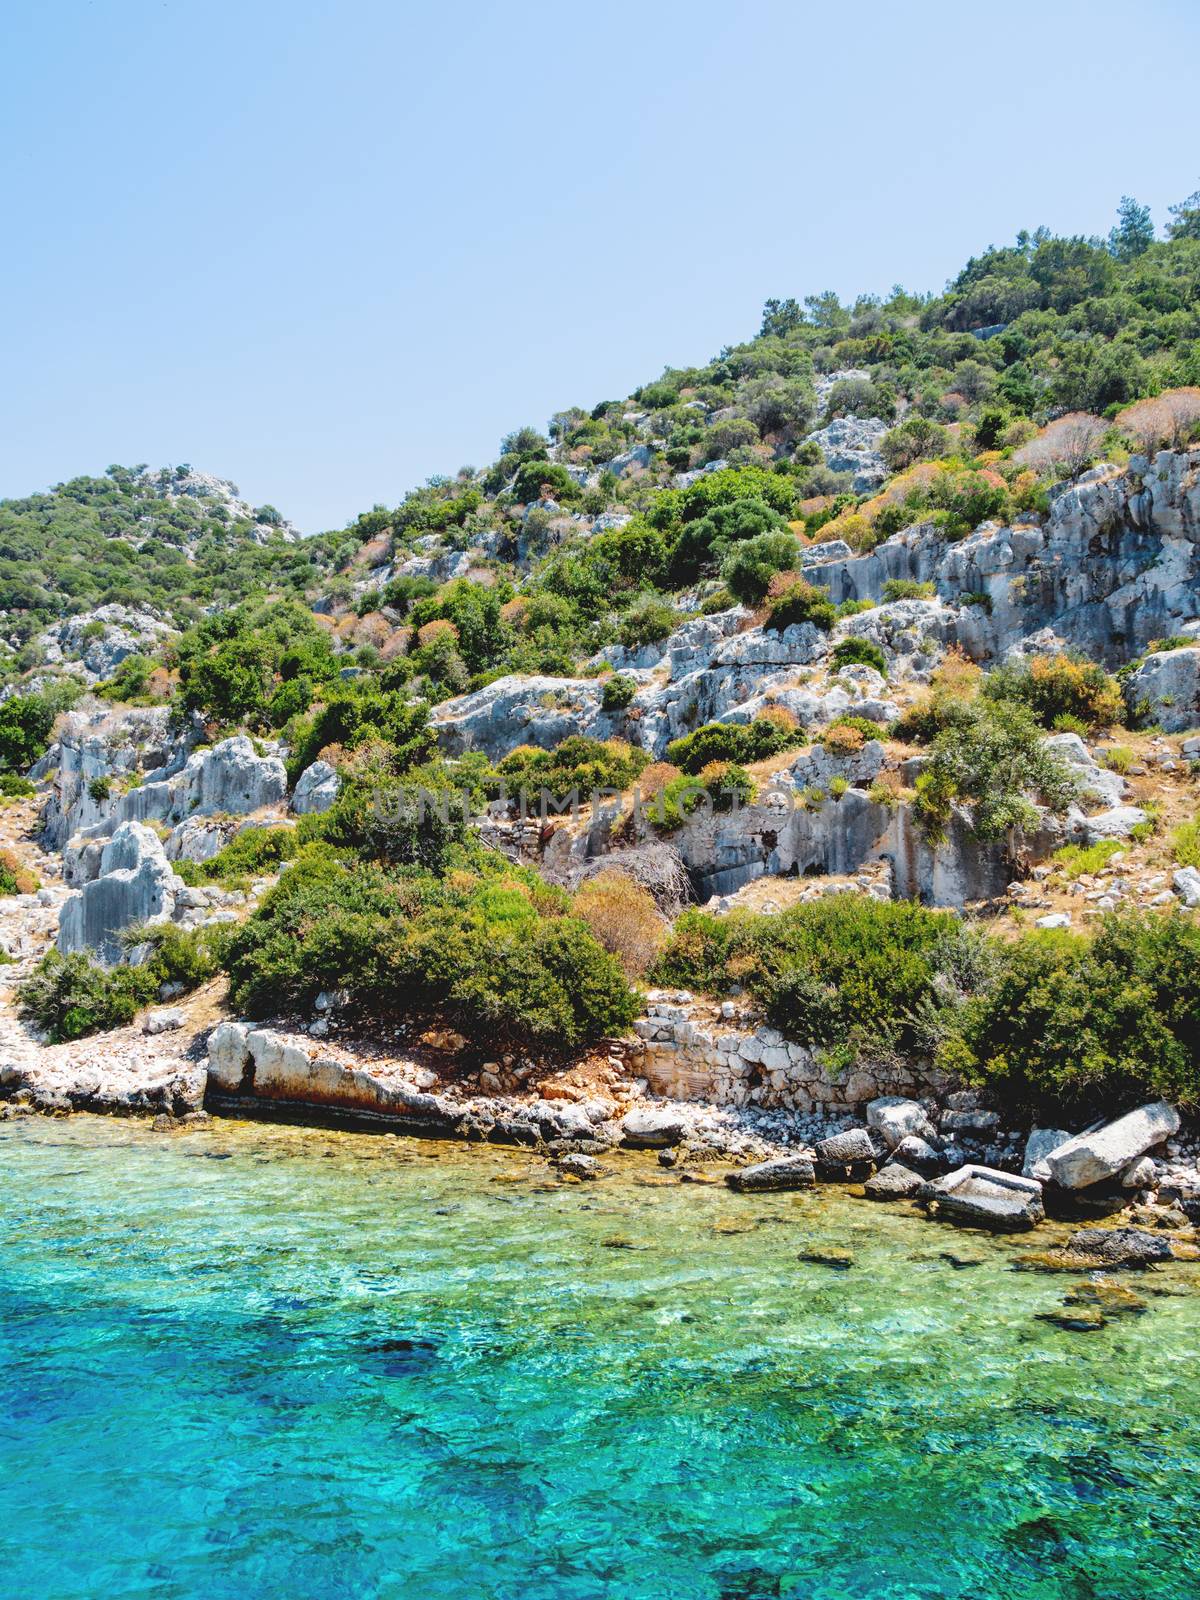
left=572, top=870, right=668, bottom=977
left=1013, top=413, right=1107, bottom=476
left=416, top=619, right=460, bottom=649
left=1116, top=388, right=1200, bottom=454
left=637, top=762, right=682, bottom=797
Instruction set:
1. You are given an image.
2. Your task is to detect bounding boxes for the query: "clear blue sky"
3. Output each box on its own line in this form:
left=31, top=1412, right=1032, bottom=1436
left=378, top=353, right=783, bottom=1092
left=3, top=0, right=1198, bottom=532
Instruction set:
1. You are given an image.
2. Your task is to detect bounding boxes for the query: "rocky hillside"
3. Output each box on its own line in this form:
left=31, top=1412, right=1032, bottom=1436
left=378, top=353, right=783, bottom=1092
left=1, top=203, right=1200, bottom=1207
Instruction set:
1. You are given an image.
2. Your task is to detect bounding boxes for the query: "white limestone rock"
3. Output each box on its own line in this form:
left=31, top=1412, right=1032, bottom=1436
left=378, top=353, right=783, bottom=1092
left=1043, top=1101, right=1181, bottom=1190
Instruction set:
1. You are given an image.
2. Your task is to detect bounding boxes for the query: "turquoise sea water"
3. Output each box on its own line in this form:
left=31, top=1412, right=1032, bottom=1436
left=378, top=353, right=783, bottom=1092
left=2, top=1116, right=1198, bottom=1600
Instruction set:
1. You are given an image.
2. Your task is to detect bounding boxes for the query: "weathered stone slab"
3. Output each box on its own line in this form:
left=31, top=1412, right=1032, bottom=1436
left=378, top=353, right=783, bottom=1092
left=1043, top=1102, right=1181, bottom=1190
left=920, top=1165, right=1045, bottom=1231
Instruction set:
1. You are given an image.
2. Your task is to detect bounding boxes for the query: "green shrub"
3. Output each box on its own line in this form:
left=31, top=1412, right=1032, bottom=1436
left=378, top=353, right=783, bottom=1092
left=665, top=717, right=804, bottom=774
left=493, top=736, right=649, bottom=799
left=981, top=653, right=1124, bottom=729
left=0, top=684, right=80, bottom=773
left=0, top=774, right=36, bottom=798
left=221, top=850, right=638, bottom=1050
left=652, top=896, right=988, bottom=1072
left=764, top=577, right=836, bottom=633
left=913, top=701, right=1079, bottom=841
left=1173, top=817, right=1200, bottom=869
left=720, top=531, right=798, bottom=605
left=696, top=761, right=755, bottom=811
left=17, top=951, right=159, bottom=1042
left=87, top=776, right=112, bottom=804
left=948, top=914, right=1200, bottom=1113
left=830, top=637, right=887, bottom=676
left=601, top=675, right=637, bottom=712
left=174, top=825, right=300, bottom=888
left=881, top=579, right=936, bottom=602
left=16, top=921, right=229, bottom=1042
left=617, top=597, right=679, bottom=650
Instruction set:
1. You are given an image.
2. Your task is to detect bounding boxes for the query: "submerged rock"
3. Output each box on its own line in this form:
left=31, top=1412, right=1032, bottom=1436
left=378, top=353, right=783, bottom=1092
left=1063, top=1227, right=1179, bottom=1268
left=864, top=1162, right=924, bottom=1200
left=919, top=1165, right=1045, bottom=1231
left=726, top=1155, right=816, bottom=1192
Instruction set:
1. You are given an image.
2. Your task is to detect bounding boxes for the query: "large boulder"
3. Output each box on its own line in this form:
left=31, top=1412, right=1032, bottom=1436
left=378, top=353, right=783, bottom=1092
left=867, top=1096, right=937, bottom=1150
left=1043, top=1101, right=1181, bottom=1190
left=1023, top=1127, right=1073, bottom=1180
left=291, top=759, right=340, bottom=815
left=57, top=821, right=183, bottom=963
left=814, top=1127, right=877, bottom=1166
left=1042, top=733, right=1127, bottom=808
left=621, top=1107, right=687, bottom=1148
left=1124, top=646, right=1200, bottom=733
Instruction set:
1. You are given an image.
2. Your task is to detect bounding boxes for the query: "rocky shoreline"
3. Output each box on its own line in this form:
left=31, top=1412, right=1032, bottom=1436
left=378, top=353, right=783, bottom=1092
left=5, top=1003, right=1199, bottom=1272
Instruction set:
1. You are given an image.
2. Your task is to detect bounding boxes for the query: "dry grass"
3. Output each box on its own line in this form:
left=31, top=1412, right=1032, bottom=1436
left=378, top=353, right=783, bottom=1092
left=572, top=870, right=668, bottom=977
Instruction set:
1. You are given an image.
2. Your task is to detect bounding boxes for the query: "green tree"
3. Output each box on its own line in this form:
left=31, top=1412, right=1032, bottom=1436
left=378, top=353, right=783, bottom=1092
left=1108, top=196, right=1155, bottom=261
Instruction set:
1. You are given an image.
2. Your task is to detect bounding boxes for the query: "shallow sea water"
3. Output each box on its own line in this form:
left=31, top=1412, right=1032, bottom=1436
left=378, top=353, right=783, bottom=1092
left=2, top=1114, right=1198, bottom=1599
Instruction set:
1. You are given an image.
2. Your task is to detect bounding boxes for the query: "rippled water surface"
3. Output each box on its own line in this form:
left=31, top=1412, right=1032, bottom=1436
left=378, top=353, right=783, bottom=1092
left=2, top=1115, right=1198, bottom=1599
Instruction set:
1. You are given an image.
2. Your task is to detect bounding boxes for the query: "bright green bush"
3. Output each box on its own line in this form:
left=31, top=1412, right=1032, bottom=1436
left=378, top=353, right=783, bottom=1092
left=830, top=638, right=887, bottom=675
left=617, top=597, right=678, bottom=650
left=948, top=914, right=1200, bottom=1112
left=174, top=825, right=300, bottom=887
left=666, top=716, right=803, bottom=773
left=764, top=577, right=836, bottom=633
left=652, top=897, right=989, bottom=1072
left=0, top=774, right=36, bottom=797
left=1051, top=838, right=1125, bottom=879
left=1171, top=817, right=1200, bottom=869
left=881, top=579, right=936, bottom=602
left=0, top=684, right=80, bottom=773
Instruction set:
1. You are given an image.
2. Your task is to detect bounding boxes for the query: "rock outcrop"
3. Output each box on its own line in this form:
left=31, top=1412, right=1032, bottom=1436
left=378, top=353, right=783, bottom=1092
left=291, top=759, right=340, bottom=814
left=1124, top=645, right=1200, bottom=732
left=57, top=822, right=183, bottom=962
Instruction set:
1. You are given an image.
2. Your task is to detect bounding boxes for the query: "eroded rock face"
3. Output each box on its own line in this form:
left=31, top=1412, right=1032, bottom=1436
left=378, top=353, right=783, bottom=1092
left=1124, top=646, right=1200, bottom=732
left=42, top=719, right=285, bottom=854
left=57, top=821, right=183, bottom=963
left=803, top=450, right=1200, bottom=663
left=1043, top=1101, right=1181, bottom=1189
left=206, top=1022, right=611, bottom=1145
left=431, top=676, right=612, bottom=759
